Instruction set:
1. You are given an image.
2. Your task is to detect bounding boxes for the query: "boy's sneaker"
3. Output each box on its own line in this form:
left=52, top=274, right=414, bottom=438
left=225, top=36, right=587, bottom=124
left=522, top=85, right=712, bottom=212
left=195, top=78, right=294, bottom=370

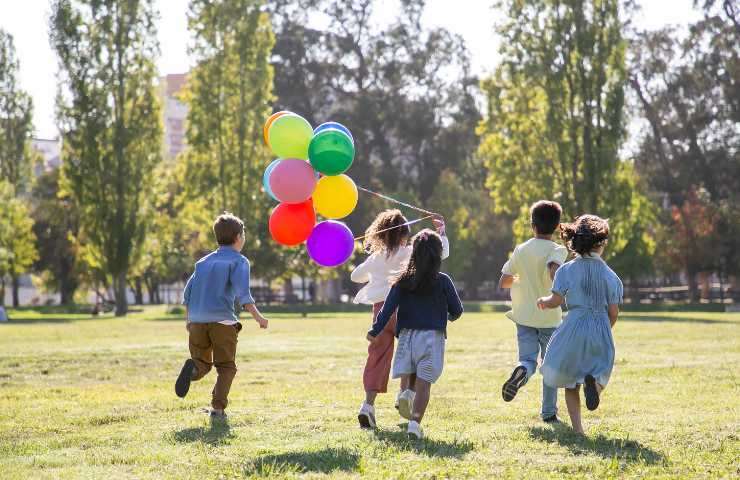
left=502, top=365, right=528, bottom=402
left=407, top=420, right=424, bottom=440
left=357, top=402, right=376, bottom=429
left=584, top=374, right=600, bottom=411
left=175, top=359, right=196, bottom=398
left=397, top=389, right=415, bottom=420
left=210, top=409, right=228, bottom=421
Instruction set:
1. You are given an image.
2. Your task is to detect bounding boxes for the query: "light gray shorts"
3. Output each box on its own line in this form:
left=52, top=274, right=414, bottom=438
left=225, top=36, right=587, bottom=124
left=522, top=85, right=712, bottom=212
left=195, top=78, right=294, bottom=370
left=392, top=329, right=446, bottom=384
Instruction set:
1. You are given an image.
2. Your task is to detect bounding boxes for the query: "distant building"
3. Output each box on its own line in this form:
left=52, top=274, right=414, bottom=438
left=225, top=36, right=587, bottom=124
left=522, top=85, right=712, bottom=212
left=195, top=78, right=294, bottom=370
left=31, top=137, right=62, bottom=175
left=159, top=73, right=189, bottom=159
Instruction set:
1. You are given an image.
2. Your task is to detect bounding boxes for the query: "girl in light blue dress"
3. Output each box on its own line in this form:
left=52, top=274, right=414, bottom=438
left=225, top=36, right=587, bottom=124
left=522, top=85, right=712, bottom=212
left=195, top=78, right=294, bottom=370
left=537, top=215, right=623, bottom=434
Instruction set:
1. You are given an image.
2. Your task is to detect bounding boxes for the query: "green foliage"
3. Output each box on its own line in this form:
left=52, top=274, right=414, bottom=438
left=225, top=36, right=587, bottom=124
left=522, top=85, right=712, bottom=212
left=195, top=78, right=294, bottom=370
left=0, top=180, right=38, bottom=305
left=50, top=0, right=163, bottom=315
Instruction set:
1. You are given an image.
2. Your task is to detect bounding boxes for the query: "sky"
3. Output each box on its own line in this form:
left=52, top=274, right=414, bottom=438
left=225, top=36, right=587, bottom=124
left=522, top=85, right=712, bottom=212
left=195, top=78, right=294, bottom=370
left=1, top=0, right=702, bottom=139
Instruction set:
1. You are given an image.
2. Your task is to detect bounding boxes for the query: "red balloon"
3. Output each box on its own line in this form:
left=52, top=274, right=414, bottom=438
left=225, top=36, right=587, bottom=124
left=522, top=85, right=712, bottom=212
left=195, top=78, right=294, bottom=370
left=269, top=200, right=316, bottom=246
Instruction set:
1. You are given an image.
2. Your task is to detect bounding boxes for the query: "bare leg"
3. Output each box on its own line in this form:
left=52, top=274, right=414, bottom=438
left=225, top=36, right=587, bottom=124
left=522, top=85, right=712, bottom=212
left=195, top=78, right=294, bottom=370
left=565, top=386, right=584, bottom=434
left=365, top=390, right=378, bottom=405
left=400, top=376, right=411, bottom=391
left=411, top=379, right=431, bottom=423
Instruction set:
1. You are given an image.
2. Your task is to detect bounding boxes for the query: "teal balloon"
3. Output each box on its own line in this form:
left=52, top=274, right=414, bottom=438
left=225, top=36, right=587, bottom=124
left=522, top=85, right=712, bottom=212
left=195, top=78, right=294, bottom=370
left=263, top=159, right=280, bottom=201
left=268, top=114, right=313, bottom=159
left=314, top=122, right=354, bottom=143
left=308, top=129, right=355, bottom=176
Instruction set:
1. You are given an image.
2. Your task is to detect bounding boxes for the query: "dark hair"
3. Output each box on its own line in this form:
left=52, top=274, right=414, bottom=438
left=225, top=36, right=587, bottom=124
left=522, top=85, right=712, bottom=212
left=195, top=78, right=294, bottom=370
left=531, top=200, right=563, bottom=235
left=560, top=214, right=609, bottom=256
left=394, top=229, right=443, bottom=293
left=213, top=212, right=244, bottom=245
left=364, top=209, right=410, bottom=257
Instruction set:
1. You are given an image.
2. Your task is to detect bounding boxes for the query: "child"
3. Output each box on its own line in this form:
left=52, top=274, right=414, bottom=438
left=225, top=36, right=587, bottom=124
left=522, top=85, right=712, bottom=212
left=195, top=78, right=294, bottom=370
left=175, top=212, right=269, bottom=419
left=352, top=210, right=449, bottom=429
left=367, top=229, right=463, bottom=439
left=499, top=201, right=567, bottom=422
left=537, top=214, right=622, bottom=434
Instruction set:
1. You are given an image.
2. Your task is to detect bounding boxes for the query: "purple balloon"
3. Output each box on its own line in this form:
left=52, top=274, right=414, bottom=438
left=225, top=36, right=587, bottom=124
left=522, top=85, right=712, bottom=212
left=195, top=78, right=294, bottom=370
left=306, top=221, right=355, bottom=267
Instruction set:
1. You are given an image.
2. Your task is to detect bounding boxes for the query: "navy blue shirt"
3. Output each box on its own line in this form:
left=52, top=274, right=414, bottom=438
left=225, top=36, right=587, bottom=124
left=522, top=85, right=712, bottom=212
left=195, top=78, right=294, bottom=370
left=369, top=273, right=463, bottom=338
left=182, top=247, right=255, bottom=323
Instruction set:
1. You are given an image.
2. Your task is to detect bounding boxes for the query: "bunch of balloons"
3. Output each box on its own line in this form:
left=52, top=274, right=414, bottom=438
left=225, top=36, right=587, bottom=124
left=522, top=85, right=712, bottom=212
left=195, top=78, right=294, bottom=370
left=262, top=111, right=358, bottom=267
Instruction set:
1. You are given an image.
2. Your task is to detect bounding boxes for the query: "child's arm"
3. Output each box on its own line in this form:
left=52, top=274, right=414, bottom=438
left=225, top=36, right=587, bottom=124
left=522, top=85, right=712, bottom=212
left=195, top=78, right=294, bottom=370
left=350, top=256, right=374, bottom=284
left=244, top=303, right=269, bottom=329
left=499, top=248, right=517, bottom=289
left=537, top=293, right=564, bottom=310
left=547, top=262, right=560, bottom=281
left=232, top=259, right=269, bottom=329
left=445, top=276, right=464, bottom=321
left=183, top=273, right=194, bottom=331
left=433, top=216, right=451, bottom=260
left=498, top=274, right=514, bottom=289
left=608, top=304, right=619, bottom=328
left=367, top=286, right=400, bottom=341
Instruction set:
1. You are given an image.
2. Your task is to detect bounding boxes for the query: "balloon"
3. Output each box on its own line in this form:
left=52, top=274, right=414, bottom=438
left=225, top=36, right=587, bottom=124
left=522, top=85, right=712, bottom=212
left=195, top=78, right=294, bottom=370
left=306, top=221, right=355, bottom=267
left=262, top=159, right=281, bottom=201
left=269, top=200, right=316, bottom=246
left=313, top=122, right=354, bottom=143
left=263, top=111, right=291, bottom=146
left=268, top=113, right=313, bottom=159
left=268, top=159, right=317, bottom=204
left=312, top=174, right=358, bottom=219
left=308, top=129, right=355, bottom=176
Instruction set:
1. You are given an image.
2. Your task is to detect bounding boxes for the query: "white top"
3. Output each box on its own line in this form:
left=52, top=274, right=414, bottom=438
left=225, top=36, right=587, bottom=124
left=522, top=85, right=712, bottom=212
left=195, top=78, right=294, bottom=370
left=502, top=238, right=568, bottom=328
left=351, top=236, right=450, bottom=305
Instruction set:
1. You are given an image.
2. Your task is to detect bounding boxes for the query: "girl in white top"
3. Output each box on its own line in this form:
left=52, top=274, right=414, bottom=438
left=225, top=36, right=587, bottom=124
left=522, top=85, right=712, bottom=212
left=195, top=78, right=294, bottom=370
left=353, top=209, right=449, bottom=429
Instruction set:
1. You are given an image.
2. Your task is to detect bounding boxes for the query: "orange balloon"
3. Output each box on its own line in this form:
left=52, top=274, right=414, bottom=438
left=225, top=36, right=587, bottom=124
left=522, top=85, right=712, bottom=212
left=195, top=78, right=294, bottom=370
left=268, top=200, right=316, bottom=246
left=263, top=111, right=291, bottom=146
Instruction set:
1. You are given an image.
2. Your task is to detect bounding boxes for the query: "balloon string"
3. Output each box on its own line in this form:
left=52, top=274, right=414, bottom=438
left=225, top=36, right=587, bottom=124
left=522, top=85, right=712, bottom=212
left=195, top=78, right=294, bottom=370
left=357, top=186, right=438, bottom=216
left=353, top=215, right=436, bottom=241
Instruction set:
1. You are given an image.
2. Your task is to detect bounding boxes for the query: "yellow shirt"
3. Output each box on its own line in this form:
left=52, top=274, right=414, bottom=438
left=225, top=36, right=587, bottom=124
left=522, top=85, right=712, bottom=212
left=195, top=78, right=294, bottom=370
left=502, top=238, right=568, bottom=328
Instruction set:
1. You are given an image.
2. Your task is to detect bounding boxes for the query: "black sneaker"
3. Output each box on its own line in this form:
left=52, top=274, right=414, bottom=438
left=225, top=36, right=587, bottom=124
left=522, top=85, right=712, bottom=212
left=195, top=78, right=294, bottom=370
left=543, top=415, right=561, bottom=424
left=502, top=366, right=528, bottom=402
left=175, top=359, right=196, bottom=398
left=584, top=374, right=600, bottom=411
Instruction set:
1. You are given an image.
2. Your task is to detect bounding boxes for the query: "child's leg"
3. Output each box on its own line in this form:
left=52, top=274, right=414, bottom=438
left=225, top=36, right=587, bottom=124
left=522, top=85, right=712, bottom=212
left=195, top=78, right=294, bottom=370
left=564, top=386, right=584, bottom=434
left=189, top=324, right=213, bottom=380
left=405, top=373, right=416, bottom=391
left=363, top=305, right=397, bottom=405
left=209, top=324, right=238, bottom=411
left=503, top=325, right=538, bottom=401
left=538, top=328, right=558, bottom=419
left=411, top=378, right=431, bottom=423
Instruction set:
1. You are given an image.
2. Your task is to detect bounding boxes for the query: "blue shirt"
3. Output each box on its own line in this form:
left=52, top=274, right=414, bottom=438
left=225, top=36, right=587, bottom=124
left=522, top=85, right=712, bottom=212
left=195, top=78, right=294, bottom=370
left=370, top=273, right=464, bottom=338
left=182, top=247, right=255, bottom=323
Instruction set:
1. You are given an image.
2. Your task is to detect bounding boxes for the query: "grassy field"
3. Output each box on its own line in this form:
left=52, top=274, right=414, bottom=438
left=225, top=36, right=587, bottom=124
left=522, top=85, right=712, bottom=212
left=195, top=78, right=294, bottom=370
left=0, top=307, right=738, bottom=479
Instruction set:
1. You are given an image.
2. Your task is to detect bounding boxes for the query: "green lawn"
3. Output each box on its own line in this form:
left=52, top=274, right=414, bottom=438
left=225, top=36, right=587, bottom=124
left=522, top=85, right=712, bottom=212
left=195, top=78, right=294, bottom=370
left=0, top=307, right=738, bottom=479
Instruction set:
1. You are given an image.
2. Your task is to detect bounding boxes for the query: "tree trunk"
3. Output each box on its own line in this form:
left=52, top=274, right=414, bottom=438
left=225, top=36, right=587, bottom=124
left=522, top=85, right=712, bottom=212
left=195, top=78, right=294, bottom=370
left=133, top=278, right=144, bottom=305
left=11, top=275, right=20, bottom=308
left=686, top=267, right=699, bottom=303
left=60, top=281, right=76, bottom=305
left=113, top=271, right=128, bottom=316
left=0, top=278, right=5, bottom=307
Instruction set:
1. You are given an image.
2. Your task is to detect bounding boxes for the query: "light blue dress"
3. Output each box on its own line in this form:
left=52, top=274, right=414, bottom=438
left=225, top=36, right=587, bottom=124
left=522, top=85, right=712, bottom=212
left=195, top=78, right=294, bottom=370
left=541, top=253, right=623, bottom=389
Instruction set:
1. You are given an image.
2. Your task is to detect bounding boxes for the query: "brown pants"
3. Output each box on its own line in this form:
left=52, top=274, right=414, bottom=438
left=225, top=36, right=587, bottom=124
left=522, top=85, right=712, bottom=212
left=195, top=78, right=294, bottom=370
left=363, top=302, right=397, bottom=393
left=188, top=322, right=239, bottom=410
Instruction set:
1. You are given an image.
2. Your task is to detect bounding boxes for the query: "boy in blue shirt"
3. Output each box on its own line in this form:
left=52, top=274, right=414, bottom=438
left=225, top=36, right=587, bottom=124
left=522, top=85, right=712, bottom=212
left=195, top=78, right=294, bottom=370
left=175, top=213, right=269, bottom=418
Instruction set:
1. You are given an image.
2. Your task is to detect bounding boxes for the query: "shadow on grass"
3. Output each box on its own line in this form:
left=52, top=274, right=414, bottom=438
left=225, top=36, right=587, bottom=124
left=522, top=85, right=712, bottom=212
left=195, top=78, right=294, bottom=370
left=243, top=448, right=360, bottom=476
left=373, top=428, right=474, bottom=458
left=529, top=426, right=665, bottom=464
left=172, top=421, right=233, bottom=446
left=618, top=315, right=734, bottom=325
left=0, top=316, right=81, bottom=324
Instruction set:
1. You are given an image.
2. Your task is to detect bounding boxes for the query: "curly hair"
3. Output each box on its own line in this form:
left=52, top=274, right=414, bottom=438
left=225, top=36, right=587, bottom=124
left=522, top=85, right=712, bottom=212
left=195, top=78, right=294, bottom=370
left=560, top=214, right=610, bottom=256
left=363, top=209, right=410, bottom=257
left=394, top=229, right=443, bottom=293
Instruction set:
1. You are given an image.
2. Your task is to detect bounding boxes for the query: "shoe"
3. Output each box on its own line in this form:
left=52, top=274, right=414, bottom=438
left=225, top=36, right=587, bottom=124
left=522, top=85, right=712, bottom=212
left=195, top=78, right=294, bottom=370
left=397, top=389, right=415, bottom=420
left=210, top=409, right=228, bottom=420
left=543, top=415, right=561, bottom=424
left=584, top=375, right=600, bottom=411
left=357, top=402, right=376, bottom=429
left=502, top=365, right=528, bottom=402
left=175, top=359, right=196, bottom=398
left=395, top=390, right=402, bottom=410
left=407, top=420, right=424, bottom=440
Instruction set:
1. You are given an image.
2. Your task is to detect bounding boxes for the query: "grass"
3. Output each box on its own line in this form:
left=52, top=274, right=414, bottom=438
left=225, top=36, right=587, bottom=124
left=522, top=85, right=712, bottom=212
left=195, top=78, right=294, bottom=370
left=0, top=306, right=738, bottom=479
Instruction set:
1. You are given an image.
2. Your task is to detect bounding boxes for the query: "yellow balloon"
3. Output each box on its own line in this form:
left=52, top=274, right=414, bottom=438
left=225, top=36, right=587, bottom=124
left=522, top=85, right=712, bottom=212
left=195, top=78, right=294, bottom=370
left=313, top=174, right=358, bottom=219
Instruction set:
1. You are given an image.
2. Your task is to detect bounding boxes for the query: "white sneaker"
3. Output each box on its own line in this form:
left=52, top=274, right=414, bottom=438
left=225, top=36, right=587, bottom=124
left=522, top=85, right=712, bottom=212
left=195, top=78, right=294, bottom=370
left=407, top=420, right=424, bottom=440
left=357, top=402, right=376, bottom=429
left=397, top=389, right=415, bottom=420
left=395, top=390, right=402, bottom=410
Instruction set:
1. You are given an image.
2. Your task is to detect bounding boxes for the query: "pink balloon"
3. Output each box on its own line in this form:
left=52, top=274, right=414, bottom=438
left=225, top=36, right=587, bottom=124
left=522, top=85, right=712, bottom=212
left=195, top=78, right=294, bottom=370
left=268, top=159, right=317, bottom=204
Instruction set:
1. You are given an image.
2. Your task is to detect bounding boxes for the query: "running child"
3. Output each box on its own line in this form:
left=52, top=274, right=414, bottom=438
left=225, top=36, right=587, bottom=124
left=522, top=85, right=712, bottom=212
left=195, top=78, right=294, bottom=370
left=175, top=212, right=269, bottom=419
left=537, top=214, right=623, bottom=434
left=367, top=229, right=463, bottom=440
left=499, top=200, right=567, bottom=422
left=352, top=209, right=448, bottom=429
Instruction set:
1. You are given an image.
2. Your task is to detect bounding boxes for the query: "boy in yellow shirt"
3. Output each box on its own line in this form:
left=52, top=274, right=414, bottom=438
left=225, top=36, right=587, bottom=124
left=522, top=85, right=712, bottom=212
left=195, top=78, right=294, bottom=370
left=499, top=201, right=567, bottom=422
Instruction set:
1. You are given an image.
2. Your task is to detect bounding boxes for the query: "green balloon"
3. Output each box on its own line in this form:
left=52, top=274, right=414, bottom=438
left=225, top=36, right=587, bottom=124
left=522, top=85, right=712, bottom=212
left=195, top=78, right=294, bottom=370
left=308, top=129, right=355, bottom=176
left=269, top=114, right=313, bottom=159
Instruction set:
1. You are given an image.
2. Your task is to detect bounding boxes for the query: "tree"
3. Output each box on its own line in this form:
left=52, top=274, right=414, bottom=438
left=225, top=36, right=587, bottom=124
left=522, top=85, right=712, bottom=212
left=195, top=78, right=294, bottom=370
left=31, top=170, right=80, bottom=305
left=51, top=0, right=163, bottom=315
left=0, top=180, right=38, bottom=306
left=479, top=0, right=655, bottom=277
